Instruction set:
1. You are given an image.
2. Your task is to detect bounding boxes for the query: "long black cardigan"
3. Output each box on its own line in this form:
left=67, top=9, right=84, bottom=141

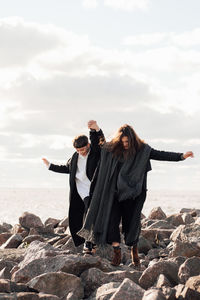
left=49, top=129, right=104, bottom=246
left=79, top=145, right=184, bottom=246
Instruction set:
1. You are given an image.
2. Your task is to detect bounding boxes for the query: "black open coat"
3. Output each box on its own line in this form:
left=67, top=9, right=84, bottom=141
left=79, top=145, right=184, bottom=246
left=49, top=129, right=104, bottom=246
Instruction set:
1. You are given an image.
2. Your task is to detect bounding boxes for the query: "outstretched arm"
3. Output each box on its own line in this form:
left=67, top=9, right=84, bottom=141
left=42, top=157, right=70, bottom=173
left=150, top=149, right=194, bottom=161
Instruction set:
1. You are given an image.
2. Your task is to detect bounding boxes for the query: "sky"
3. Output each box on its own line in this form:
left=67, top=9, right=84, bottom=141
left=0, top=0, right=200, bottom=190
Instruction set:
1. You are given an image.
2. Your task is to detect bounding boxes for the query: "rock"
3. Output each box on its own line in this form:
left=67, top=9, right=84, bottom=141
left=88, top=282, right=121, bottom=300
left=0, top=267, right=11, bottom=279
left=142, top=288, right=166, bottom=300
left=11, top=224, right=27, bottom=235
left=141, top=228, right=174, bottom=243
left=139, top=260, right=179, bottom=289
left=169, top=256, right=186, bottom=267
left=156, top=274, right=172, bottom=288
left=147, top=248, right=164, bottom=260
left=19, top=212, right=44, bottom=230
left=61, top=237, right=78, bottom=253
left=12, top=251, right=113, bottom=283
left=148, top=207, right=167, bottom=220
left=54, top=227, right=65, bottom=234
left=175, top=283, right=200, bottom=300
left=53, top=236, right=71, bottom=248
left=81, top=267, right=142, bottom=297
left=147, top=220, right=175, bottom=230
left=0, top=278, right=11, bottom=292
left=44, top=218, right=60, bottom=228
left=186, top=275, right=200, bottom=293
left=58, top=217, right=69, bottom=228
left=178, top=257, right=200, bottom=283
left=0, top=233, right=12, bottom=246
left=170, top=224, right=200, bottom=243
left=138, top=236, right=152, bottom=255
left=0, top=223, right=12, bottom=234
left=109, top=278, right=145, bottom=300
left=65, top=292, right=82, bottom=300
left=0, top=234, right=23, bottom=249
left=195, top=217, right=200, bottom=225
left=141, top=219, right=155, bottom=228
left=169, top=239, right=200, bottom=258
left=28, top=272, right=84, bottom=299
left=180, top=208, right=200, bottom=217
left=0, top=278, right=37, bottom=293
left=18, top=241, right=63, bottom=269
left=29, top=228, right=40, bottom=235
left=182, top=213, right=195, bottom=224
left=22, top=235, right=45, bottom=245
left=46, top=235, right=66, bottom=246
left=0, top=260, right=16, bottom=280
left=40, top=224, right=54, bottom=235
left=15, top=292, right=39, bottom=299
left=0, top=249, right=25, bottom=263
left=38, top=294, right=59, bottom=300
left=161, top=286, right=176, bottom=300
left=0, top=294, right=15, bottom=299
left=166, top=214, right=184, bottom=227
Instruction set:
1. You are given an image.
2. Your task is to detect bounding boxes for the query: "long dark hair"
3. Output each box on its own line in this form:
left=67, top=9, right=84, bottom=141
left=105, top=124, right=144, bottom=158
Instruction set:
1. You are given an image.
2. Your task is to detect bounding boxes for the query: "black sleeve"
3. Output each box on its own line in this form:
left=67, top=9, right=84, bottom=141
left=89, top=129, right=105, bottom=153
left=150, top=148, right=184, bottom=161
left=49, top=158, right=71, bottom=174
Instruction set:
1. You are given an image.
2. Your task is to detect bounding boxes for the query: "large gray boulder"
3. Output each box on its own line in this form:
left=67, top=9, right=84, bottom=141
left=110, top=278, right=145, bottom=300
left=139, top=260, right=179, bottom=289
left=12, top=253, right=112, bottom=283
left=28, top=272, right=84, bottom=299
left=185, top=275, right=200, bottom=293
left=88, top=282, right=121, bottom=300
left=169, top=239, right=200, bottom=258
left=175, top=283, right=200, bottom=300
left=19, top=212, right=44, bottom=230
left=170, top=224, right=200, bottom=244
left=166, top=214, right=184, bottom=227
left=142, top=288, right=166, bottom=300
left=81, top=267, right=142, bottom=297
left=0, top=234, right=23, bottom=249
left=178, top=257, right=200, bottom=283
left=148, top=207, right=167, bottom=220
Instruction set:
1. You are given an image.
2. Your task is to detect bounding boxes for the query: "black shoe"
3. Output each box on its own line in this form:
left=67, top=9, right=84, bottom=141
left=83, top=241, right=93, bottom=255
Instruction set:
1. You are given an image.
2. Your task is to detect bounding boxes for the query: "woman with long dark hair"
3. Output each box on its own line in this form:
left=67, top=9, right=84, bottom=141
left=79, top=124, right=194, bottom=266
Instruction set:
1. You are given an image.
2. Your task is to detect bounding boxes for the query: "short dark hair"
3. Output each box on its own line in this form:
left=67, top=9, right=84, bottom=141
left=73, top=135, right=88, bottom=148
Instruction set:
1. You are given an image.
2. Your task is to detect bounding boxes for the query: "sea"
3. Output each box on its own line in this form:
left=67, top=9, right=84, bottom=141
left=0, top=188, right=199, bottom=226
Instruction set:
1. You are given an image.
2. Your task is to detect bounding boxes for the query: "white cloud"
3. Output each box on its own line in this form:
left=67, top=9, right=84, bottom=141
left=123, top=29, right=200, bottom=48
left=123, top=33, right=168, bottom=46
left=0, top=17, right=65, bottom=68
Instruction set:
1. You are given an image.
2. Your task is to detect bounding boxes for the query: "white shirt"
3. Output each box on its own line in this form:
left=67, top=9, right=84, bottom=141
left=75, top=153, right=91, bottom=200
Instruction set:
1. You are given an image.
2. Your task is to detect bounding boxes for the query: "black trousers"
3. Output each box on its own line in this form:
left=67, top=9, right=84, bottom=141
left=106, top=192, right=146, bottom=246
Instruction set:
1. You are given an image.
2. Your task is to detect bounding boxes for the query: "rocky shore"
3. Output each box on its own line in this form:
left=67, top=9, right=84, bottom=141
left=0, top=207, right=200, bottom=299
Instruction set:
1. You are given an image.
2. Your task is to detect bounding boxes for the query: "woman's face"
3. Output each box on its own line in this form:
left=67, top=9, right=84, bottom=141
left=121, top=136, right=129, bottom=150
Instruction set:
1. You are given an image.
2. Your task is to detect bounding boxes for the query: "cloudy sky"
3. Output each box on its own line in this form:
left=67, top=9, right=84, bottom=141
left=0, top=0, right=200, bottom=190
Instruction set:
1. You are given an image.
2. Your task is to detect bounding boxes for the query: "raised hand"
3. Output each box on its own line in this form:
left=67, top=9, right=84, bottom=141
left=88, top=120, right=100, bottom=131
